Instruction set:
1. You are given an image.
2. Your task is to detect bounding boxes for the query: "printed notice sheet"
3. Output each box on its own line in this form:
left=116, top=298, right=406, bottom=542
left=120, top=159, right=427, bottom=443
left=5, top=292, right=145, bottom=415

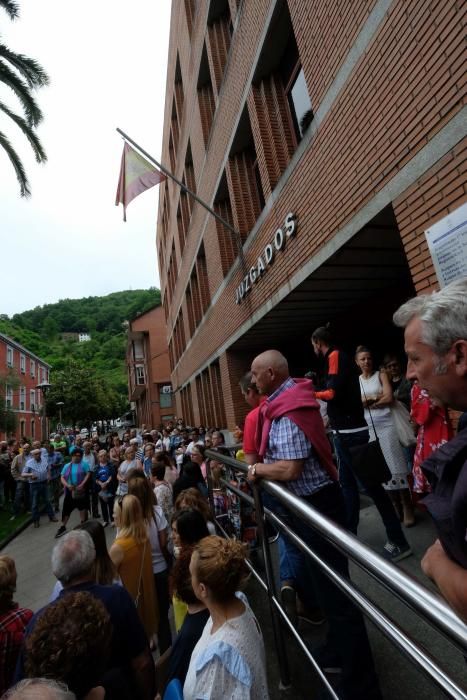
left=425, top=202, right=467, bottom=287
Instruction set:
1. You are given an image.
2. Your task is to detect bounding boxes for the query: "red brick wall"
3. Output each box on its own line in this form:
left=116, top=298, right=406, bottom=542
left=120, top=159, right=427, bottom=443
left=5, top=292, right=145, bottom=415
left=158, top=0, right=466, bottom=428
left=394, top=137, right=467, bottom=293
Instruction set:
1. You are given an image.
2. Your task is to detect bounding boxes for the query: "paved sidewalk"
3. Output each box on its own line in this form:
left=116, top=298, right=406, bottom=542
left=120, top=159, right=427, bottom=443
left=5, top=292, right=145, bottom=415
left=3, top=508, right=115, bottom=613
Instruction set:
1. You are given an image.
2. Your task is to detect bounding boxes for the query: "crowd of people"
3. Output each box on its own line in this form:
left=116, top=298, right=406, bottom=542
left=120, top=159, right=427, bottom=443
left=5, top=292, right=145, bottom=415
left=0, top=278, right=465, bottom=699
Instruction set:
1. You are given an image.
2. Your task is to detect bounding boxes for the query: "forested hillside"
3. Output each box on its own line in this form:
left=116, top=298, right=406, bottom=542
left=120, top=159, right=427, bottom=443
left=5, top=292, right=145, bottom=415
left=0, top=289, right=161, bottom=425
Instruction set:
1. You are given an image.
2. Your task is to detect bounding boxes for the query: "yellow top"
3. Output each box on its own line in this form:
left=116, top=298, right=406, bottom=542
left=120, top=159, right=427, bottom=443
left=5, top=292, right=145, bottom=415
left=115, top=535, right=158, bottom=640
left=173, top=594, right=188, bottom=632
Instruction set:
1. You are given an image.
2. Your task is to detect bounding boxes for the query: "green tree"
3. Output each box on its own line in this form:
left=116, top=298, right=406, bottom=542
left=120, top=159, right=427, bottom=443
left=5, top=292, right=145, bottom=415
left=0, top=0, right=49, bottom=196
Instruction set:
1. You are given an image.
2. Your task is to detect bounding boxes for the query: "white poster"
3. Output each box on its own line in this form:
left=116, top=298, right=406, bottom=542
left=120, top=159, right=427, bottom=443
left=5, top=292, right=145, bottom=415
left=425, top=202, right=467, bottom=287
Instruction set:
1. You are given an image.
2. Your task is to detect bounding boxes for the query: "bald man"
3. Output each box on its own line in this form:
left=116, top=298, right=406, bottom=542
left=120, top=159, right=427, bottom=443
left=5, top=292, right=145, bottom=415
left=248, top=350, right=381, bottom=699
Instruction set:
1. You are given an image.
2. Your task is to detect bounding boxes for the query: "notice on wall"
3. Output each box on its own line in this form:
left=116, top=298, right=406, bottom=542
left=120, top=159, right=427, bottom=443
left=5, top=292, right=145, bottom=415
left=425, top=202, right=467, bottom=287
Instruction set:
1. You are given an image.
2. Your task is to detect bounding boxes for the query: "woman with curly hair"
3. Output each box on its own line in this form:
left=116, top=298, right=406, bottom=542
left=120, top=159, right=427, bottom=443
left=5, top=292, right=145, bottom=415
left=24, top=591, right=112, bottom=698
left=184, top=536, right=269, bottom=700
left=110, top=495, right=158, bottom=643
left=0, top=556, right=33, bottom=696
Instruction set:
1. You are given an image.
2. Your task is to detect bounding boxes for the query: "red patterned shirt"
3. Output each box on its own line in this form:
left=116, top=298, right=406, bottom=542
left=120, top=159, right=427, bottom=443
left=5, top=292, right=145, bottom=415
left=0, top=604, right=33, bottom=695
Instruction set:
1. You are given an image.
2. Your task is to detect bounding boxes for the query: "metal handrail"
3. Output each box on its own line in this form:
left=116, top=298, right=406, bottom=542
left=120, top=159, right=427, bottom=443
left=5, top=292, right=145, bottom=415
left=205, top=448, right=467, bottom=698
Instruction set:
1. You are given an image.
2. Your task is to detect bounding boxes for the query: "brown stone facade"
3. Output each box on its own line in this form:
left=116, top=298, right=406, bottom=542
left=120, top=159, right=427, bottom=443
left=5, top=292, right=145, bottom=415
left=157, top=0, right=467, bottom=431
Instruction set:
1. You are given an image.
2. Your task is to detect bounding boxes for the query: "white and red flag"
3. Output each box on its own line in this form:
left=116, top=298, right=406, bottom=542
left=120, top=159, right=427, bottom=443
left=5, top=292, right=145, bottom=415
left=115, top=143, right=166, bottom=221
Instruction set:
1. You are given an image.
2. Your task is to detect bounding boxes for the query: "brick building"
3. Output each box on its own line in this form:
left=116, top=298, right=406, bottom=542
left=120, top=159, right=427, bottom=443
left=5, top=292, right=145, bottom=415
left=156, top=0, right=466, bottom=431
left=0, top=333, right=51, bottom=441
left=126, top=305, right=174, bottom=428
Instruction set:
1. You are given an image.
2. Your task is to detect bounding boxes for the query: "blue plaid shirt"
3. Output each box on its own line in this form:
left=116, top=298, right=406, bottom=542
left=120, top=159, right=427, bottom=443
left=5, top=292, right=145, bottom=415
left=264, top=378, right=332, bottom=496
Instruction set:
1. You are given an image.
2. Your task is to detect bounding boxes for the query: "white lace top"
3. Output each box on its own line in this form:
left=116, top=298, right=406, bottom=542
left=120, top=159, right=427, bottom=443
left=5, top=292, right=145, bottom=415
left=183, top=597, right=269, bottom=700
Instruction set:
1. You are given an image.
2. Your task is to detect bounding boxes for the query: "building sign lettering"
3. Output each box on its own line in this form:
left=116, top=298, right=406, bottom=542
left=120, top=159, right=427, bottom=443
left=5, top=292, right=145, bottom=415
left=235, top=212, right=297, bottom=304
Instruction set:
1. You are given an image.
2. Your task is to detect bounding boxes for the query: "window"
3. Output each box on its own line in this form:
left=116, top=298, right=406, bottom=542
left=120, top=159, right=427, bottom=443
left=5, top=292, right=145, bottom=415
left=5, top=385, right=12, bottom=409
left=214, top=172, right=237, bottom=274
left=30, top=389, right=36, bottom=412
left=285, top=65, right=312, bottom=141
left=197, top=44, right=216, bottom=146
left=184, top=0, right=196, bottom=37
left=20, top=354, right=25, bottom=374
left=159, top=385, right=172, bottom=409
left=20, top=386, right=26, bottom=411
left=30, top=360, right=35, bottom=378
left=206, top=0, right=232, bottom=93
left=6, top=346, right=13, bottom=368
left=227, top=107, right=265, bottom=239
left=136, top=366, right=145, bottom=385
left=249, top=1, right=312, bottom=192
left=31, top=420, right=35, bottom=438
left=20, top=420, right=25, bottom=438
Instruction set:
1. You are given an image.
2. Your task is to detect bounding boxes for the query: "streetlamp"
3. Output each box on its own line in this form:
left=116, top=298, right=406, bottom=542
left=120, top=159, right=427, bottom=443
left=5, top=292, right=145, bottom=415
left=36, top=382, right=51, bottom=442
left=56, top=401, right=64, bottom=430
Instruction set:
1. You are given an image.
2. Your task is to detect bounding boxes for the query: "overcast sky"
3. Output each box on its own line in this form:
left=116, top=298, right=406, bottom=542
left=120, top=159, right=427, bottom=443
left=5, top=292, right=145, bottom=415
left=0, top=0, right=171, bottom=316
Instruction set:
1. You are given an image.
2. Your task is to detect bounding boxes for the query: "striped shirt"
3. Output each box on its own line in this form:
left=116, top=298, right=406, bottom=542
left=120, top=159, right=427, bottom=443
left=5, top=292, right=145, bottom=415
left=264, top=378, right=332, bottom=497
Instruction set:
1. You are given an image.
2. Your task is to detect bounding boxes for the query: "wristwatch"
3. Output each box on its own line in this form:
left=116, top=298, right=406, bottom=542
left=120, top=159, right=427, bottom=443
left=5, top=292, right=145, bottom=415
left=248, top=464, right=257, bottom=476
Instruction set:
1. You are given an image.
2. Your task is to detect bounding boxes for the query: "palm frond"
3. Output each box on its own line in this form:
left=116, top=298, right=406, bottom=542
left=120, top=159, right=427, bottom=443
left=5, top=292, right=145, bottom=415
left=0, top=59, right=43, bottom=125
left=0, top=0, right=19, bottom=20
left=0, top=129, right=30, bottom=197
left=0, top=44, right=49, bottom=88
left=0, top=100, right=47, bottom=163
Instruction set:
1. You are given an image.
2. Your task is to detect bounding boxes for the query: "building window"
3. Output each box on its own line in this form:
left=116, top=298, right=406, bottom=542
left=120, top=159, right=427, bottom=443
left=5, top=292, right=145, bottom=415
left=226, top=107, right=265, bottom=240
left=206, top=0, right=232, bottom=94
left=30, top=360, right=35, bottom=378
left=30, top=389, right=36, bottom=412
left=160, top=385, right=172, bottom=409
left=284, top=62, right=312, bottom=141
left=249, top=1, right=312, bottom=194
left=184, top=0, right=196, bottom=37
left=5, top=385, right=12, bottom=409
left=6, top=346, right=13, bottom=368
left=197, top=43, right=216, bottom=147
left=31, top=420, right=35, bottom=438
left=136, top=366, right=145, bottom=385
left=20, top=354, right=26, bottom=374
left=20, top=420, right=25, bottom=438
left=20, top=387, right=26, bottom=411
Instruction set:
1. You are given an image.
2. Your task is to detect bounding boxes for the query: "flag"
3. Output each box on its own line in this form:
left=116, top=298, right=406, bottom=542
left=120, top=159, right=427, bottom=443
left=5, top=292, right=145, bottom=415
left=115, top=143, right=166, bottom=221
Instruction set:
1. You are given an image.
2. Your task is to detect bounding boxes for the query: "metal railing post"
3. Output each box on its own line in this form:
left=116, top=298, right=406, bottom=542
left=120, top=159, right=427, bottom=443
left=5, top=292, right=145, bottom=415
left=250, top=481, right=291, bottom=690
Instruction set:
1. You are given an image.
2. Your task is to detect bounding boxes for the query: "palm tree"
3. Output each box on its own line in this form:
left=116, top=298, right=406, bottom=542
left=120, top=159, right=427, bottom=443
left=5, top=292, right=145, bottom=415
left=0, top=0, right=49, bottom=196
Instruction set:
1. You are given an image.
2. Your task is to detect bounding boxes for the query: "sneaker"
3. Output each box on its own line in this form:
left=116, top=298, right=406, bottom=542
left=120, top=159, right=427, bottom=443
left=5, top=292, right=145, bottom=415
left=383, top=541, right=412, bottom=562
left=55, top=525, right=67, bottom=539
left=103, top=521, right=109, bottom=528
left=49, top=517, right=59, bottom=523
left=298, top=607, right=326, bottom=626
left=33, top=521, right=40, bottom=529
left=280, top=585, right=298, bottom=627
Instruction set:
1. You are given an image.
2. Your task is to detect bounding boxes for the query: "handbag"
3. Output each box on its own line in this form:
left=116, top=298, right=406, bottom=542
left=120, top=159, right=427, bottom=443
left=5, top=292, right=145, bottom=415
left=390, top=400, right=416, bottom=447
left=348, top=382, right=392, bottom=485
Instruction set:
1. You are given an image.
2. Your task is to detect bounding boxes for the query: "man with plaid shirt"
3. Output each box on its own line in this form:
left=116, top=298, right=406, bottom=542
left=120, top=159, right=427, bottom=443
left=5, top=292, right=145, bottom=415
left=248, top=350, right=381, bottom=700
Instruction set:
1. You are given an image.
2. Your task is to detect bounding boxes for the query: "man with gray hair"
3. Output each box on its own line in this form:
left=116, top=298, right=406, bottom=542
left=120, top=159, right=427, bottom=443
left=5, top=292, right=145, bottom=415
left=15, top=531, right=155, bottom=699
left=3, top=678, right=75, bottom=699
left=393, top=278, right=467, bottom=620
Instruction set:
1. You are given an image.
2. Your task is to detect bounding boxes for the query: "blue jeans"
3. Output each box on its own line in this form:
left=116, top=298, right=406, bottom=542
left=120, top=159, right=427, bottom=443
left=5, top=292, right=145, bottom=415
left=333, top=431, right=408, bottom=547
left=289, top=483, right=382, bottom=699
left=30, top=481, right=55, bottom=522
left=261, top=491, right=319, bottom=609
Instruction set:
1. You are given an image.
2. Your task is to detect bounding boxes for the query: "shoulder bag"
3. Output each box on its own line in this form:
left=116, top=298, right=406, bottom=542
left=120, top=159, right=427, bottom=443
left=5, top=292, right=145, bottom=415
left=348, top=381, right=392, bottom=486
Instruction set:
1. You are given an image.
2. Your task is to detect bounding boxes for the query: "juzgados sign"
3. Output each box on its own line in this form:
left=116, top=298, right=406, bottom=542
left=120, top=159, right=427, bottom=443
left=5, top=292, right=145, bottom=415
left=234, top=212, right=297, bottom=304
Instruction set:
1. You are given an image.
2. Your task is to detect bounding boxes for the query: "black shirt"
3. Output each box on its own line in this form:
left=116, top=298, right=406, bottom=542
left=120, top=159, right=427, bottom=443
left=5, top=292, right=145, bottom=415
left=166, top=608, right=210, bottom=686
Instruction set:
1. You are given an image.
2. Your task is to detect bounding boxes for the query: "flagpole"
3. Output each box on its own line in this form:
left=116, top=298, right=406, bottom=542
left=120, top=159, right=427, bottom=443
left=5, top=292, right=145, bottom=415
left=116, top=128, right=243, bottom=246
